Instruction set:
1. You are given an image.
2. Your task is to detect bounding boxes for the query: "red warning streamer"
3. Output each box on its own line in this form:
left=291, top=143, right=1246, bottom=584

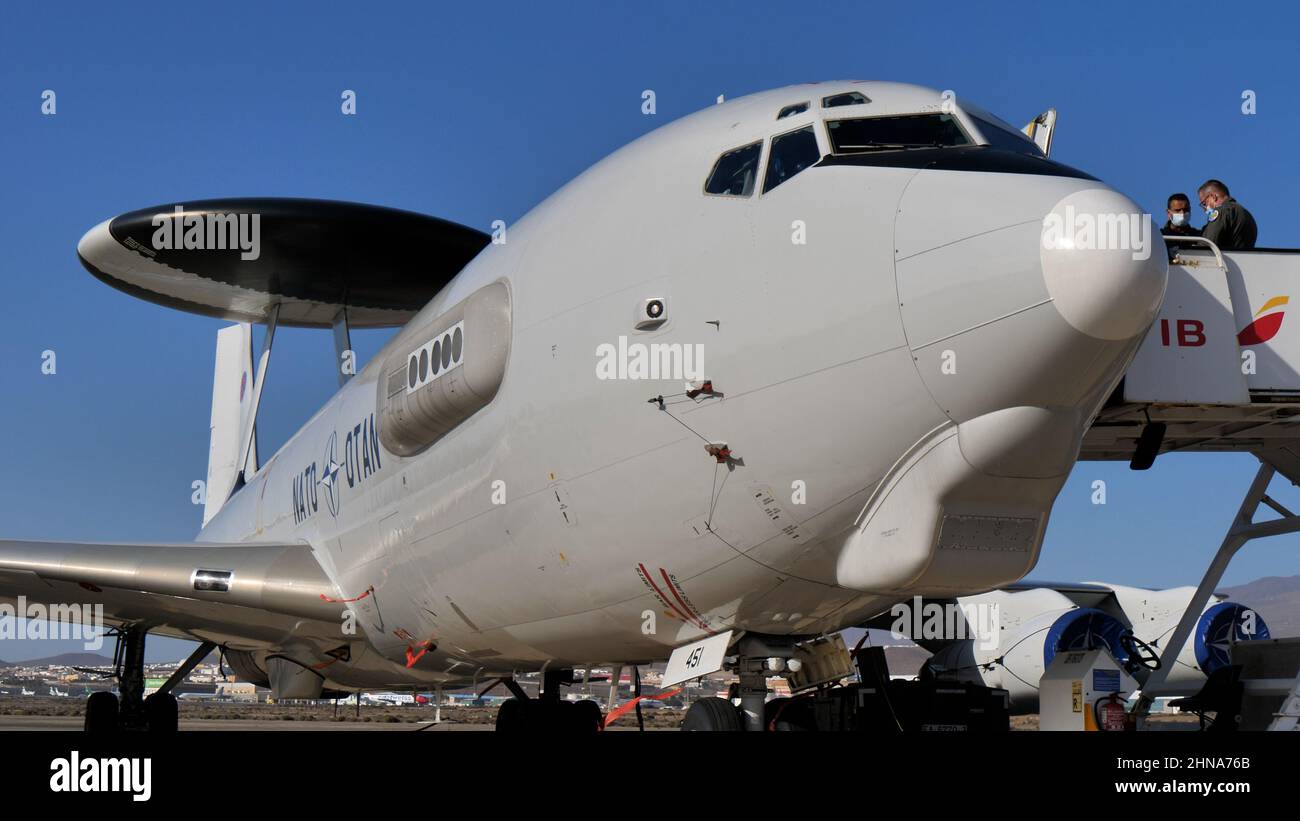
left=321, top=585, right=374, bottom=604
left=405, top=639, right=435, bottom=668
left=603, top=687, right=683, bottom=727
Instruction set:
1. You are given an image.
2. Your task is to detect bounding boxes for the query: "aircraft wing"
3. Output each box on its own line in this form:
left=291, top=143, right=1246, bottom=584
left=0, top=539, right=349, bottom=649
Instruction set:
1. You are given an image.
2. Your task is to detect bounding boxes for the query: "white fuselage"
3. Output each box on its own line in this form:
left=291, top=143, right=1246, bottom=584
left=199, top=82, right=1167, bottom=683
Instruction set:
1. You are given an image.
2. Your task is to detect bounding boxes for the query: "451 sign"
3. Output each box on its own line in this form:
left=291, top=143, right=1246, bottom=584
left=661, top=630, right=734, bottom=688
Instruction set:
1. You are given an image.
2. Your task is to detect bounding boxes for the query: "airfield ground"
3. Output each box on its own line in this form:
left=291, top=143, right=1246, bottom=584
left=0, top=695, right=1202, bottom=730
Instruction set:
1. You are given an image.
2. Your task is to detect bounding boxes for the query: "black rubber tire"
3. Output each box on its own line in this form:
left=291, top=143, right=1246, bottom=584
left=570, top=699, right=605, bottom=732
left=680, top=696, right=743, bottom=731
left=84, top=691, right=119, bottom=733
left=495, top=697, right=528, bottom=732
left=144, top=692, right=179, bottom=732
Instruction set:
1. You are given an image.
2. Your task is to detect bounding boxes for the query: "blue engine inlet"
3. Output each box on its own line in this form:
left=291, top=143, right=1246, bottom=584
left=1195, top=602, right=1270, bottom=674
left=1043, top=608, right=1130, bottom=669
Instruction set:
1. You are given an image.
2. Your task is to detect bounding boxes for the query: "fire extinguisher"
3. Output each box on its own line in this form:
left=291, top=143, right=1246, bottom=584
left=1093, top=693, right=1130, bottom=732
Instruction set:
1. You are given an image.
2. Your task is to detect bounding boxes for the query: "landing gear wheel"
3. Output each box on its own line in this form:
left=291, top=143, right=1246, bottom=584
left=144, top=692, right=178, bottom=732
left=681, top=697, right=743, bottom=731
left=84, top=691, right=119, bottom=732
left=495, top=698, right=527, bottom=732
left=570, top=699, right=605, bottom=732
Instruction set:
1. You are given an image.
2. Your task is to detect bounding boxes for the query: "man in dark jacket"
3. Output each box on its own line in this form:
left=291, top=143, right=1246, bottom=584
left=1198, top=179, right=1258, bottom=250
left=1161, top=192, right=1199, bottom=237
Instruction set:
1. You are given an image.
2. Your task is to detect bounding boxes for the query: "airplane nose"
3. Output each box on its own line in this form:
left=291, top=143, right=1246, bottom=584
left=836, top=181, right=1171, bottom=595
left=1040, top=188, right=1167, bottom=341
left=895, top=175, right=1168, bottom=426
left=835, top=177, right=1172, bottom=595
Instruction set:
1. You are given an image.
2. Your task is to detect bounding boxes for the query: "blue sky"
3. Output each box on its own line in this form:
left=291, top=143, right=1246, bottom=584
left=1, top=1, right=1296, bottom=660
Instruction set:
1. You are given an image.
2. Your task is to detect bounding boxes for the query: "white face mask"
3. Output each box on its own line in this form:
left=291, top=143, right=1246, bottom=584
left=1171, top=212, right=1187, bottom=226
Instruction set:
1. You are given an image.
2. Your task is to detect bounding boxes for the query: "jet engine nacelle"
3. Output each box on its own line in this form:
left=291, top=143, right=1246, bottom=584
left=222, top=649, right=271, bottom=688
left=921, top=585, right=1270, bottom=712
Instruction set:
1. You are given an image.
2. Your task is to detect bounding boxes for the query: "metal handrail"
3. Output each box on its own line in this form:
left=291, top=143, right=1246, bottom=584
left=1164, top=234, right=1227, bottom=269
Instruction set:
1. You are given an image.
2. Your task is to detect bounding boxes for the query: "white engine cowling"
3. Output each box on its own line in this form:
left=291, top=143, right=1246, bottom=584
left=921, top=585, right=1270, bottom=712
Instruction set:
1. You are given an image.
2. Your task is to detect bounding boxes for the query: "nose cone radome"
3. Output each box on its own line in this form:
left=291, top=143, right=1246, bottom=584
left=1041, top=188, right=1168, bottom=340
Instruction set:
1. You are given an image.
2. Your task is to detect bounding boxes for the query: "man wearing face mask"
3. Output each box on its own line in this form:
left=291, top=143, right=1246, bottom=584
left=1198, top=179, right=1258, bottom=250
left=1162, top=193, right=1199, bottom=237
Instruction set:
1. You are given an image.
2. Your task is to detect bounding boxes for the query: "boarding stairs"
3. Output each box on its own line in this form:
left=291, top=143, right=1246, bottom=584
left=1075, top=238, right=1300, bottom=726
left=1082, top=238, right=1300, bottom=469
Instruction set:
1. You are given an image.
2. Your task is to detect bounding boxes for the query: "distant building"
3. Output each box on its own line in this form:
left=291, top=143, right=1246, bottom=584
left=215, top=682, right=257, bottom=702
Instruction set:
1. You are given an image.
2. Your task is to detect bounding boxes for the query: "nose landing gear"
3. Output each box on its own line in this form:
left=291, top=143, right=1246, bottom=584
left=681, top=634, right=804, bottom=731
left=679, top=633, right=1010, bottom=731
left=680, top=696, right=743, bottom=731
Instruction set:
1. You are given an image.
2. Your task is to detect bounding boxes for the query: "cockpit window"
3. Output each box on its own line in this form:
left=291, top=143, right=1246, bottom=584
left=763, top=125, right=820, bottom=193
left=704, top=141, right=762, bottom=196
left=825, top=113, right=970, bottom=154
left=822, top=91, right=870, bottom=108
left=970, top=115, right=1045, bottom=156
left=777, top=101, right=809, bottom=119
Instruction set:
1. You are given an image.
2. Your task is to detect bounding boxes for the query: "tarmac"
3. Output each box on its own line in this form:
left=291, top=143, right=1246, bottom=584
left=0, top=714, right=492, bottom=730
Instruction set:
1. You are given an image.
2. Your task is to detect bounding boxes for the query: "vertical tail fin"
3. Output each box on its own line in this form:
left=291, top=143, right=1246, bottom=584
left=204, top=324, right=257, bottom=527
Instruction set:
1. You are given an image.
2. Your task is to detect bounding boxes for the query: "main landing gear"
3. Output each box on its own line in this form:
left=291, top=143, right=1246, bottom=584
left=83, top=626, right=214, bottom=732
left=493, top=669, right=605, bottom=733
